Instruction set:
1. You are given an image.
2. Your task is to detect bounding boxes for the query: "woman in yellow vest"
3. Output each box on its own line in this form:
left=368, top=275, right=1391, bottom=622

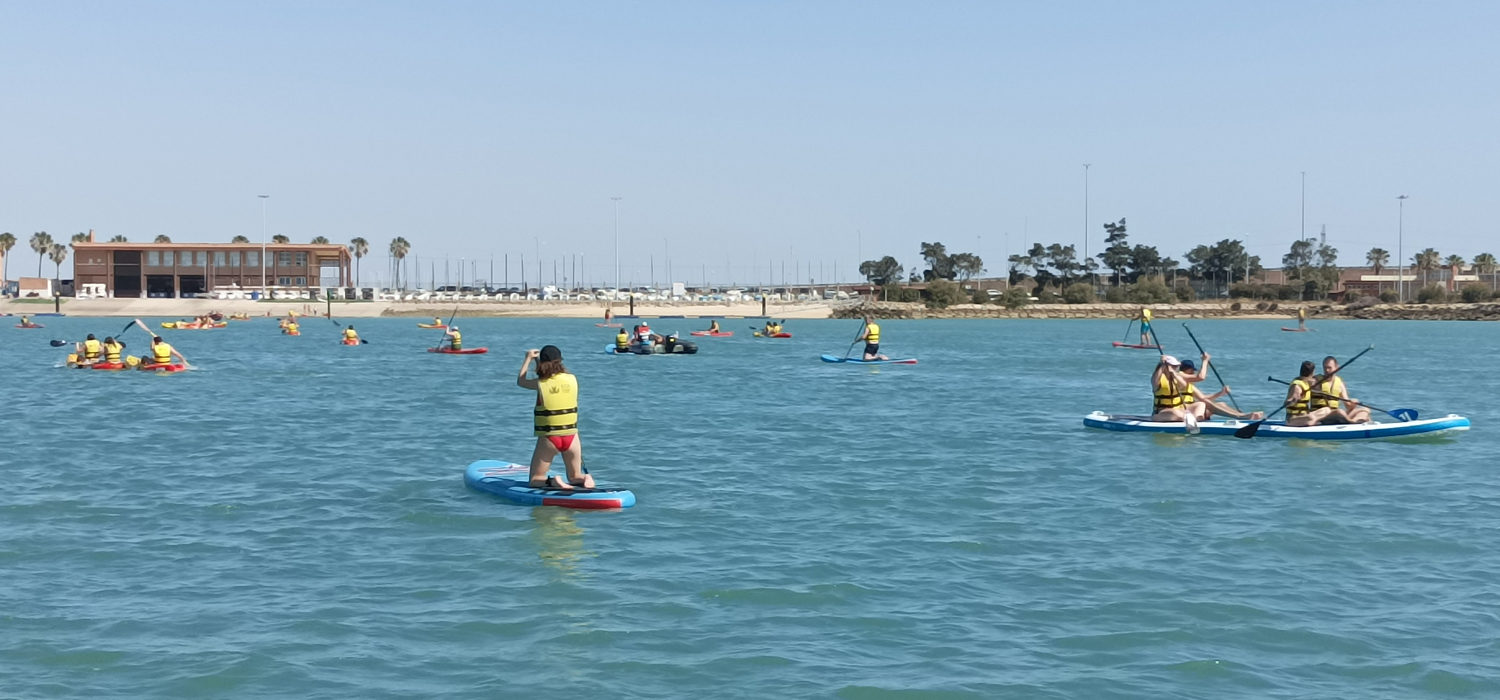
left=102, top=336, right=126, bottom=364
left=343, top=325, right=360, bottom=345
left=444, top=326, right=462, bottom=351
left=1310, top=355, right=1370, bottom=424
left=1284, top=360, right=1333, bottom=426
left=614, top=329, right=631, bottom=353
left=1150, top=355, right=1191, bottom=421
left=858, top=314, right=888, bottom=360
left=80, top=334, right=103, bottom=364
left=517, top=345, right=591, bottom=489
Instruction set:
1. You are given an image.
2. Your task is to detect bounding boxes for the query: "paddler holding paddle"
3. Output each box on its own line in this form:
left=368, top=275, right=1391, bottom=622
left=1297, top=307, right=1308, bottom=331
left=706, top=319, right=721, bottom=333
left=443, top=326, right=463, bottom=351
left=517, top=345, right=592, bottom=489
left=857, top=314, right=888, bottom=361
left=1178, top=356, right=1262, bottom=421
left=1138, top=307, right=1154, bottom=346
left=1283, top=360, right=1333, bottom=426
left=1309, top=355, right=1370, bottom=424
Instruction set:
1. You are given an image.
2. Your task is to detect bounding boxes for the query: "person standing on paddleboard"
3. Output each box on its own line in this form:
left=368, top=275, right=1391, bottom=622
left=1297, top=307, right=1308, bottom=331
left=1310, top=355, right=1370, bottom=424
left=858, top=314, right=888, bottom=361
left=1139, top=307, right=1154, bottom=346
left=517, top=345, right=593, bottom=490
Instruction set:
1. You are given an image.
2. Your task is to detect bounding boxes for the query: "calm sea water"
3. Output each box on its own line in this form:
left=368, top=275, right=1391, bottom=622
left=3, top=314, right=1497, bottom=699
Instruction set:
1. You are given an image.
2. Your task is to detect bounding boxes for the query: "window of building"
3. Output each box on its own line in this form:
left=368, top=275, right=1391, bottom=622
left=196, top=251, right=208, bottom=267
left=295, top=277, right=306, bottom=286
left=163, top=251, right=174, bottom=266
left=147, top=251, right=160, bottom=266
left=230, top=251, right=240, bottom=266
left=278, top=252, right=292, bottom=266
left=278, top=277, right=292, bottom=286
left=294, top=252, right=307, bottom=266
left=246, top=251, right=258, bottom=267
left=214, top=251, right=226, bottom=267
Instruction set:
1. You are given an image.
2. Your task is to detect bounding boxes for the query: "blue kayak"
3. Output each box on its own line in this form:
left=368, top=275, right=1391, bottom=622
left=1083, top=412, right=1470, bottom=441
left=464, top=460, right=635, bottom=510
left=820, top=354, right=917, bottom=365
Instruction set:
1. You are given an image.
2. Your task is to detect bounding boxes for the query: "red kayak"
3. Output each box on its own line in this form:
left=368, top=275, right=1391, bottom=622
left=15, top=324, right=43, bottom=329
left=690, top=331, right=734, bottom=337
left=140, top=363, right=188, bottom=372
left=1112, top=342, right=1160, bottom=349
left=428, top=347, right=489, bottom=355
left=758, top=332, right=792, bottom=338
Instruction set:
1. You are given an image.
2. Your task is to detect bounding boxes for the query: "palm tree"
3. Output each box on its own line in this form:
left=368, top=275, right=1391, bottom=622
left=154, top=235, right=172, bottom=243
left=389, top=237, right=410, bottom=289
left=48, top=243, right=68, bottom=288
left=71, top=232, right=90, bottom=249
left=349, top=237, right=368, bottom=286
left=109, top=234, right=128, bottom=243
left=1413, top=248, right=1440, bottom=288
left=271, top=235, right=290, bottom=244
left=310, top=236, right=329, bottom=245
left=30, top=232, right=53, bottom=277
left=0, top=232, right=15, bottom=285
left=1444, top=254, right=1466, bottom=290
left=231, top=235, right=250, bottom=244
left=1473, top=253, right=1498, bottom=292
left=1366, top=247, right=1389, bottom=275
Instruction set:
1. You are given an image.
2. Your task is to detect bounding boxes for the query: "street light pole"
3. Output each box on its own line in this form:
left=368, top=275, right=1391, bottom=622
left=611, top=197, right=622, bottom=291
left=1083, top=163, right=1091, bottom=288
left=258, top=195, right=269, bottom=293
left=1397, top=195, right=1409, bottom=301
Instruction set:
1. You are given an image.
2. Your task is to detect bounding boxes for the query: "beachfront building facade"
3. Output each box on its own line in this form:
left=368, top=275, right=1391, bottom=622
left=72, top=238, right=353, bottom=298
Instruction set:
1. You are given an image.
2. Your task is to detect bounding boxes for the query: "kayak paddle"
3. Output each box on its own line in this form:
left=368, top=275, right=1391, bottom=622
left=1264, top=377, right=1416, bottom=422
left=50, top=320, right=136, bottom=347
left=1235, top=344, right=1374, bottom=439
left=1182, top=323, right=1241, bottom=411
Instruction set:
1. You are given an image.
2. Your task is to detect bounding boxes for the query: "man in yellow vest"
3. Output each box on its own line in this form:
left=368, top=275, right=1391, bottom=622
left=858, top=314, right=888, bottom=361
left=1311, top=355, right=1370, bottom=424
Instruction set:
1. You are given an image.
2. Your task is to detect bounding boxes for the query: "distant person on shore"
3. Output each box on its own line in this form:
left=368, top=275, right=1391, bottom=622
left=1139, top=307, right=1154, bottom=346
left=857, top=314, right=888, bottom=361
left=1284, top=360, right=1332, bottom=427
left=1311, top=355, right=1370, bottom=424
left=444, top=326, right=463, bottom=351
left=517, top=345, right=591, bottom=490
left=1178, top=356, right=1262, bottom=421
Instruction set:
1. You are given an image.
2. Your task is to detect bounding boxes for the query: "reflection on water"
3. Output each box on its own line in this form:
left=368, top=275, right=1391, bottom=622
left=530, top=507, right=594, bottom=580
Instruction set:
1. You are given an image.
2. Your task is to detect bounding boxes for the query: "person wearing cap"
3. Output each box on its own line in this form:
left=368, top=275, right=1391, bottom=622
left=444, top=325, right=463, bottom=351
left=857, top=314, right=887, bottom=361
left=1139, top=307, right=1154, bottom=346
left=1150, top=355, right=1192, bottom=421
left=1178, top=354, right=1263, bottom=421
left=517, top=345, right=591, bottom=489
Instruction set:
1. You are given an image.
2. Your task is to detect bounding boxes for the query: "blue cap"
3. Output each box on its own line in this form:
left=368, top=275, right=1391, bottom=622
left=1180, top=359, right=1197, bottom=371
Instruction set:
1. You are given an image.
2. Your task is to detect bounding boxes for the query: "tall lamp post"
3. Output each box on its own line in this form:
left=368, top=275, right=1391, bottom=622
left=611, top=197, right=622, bottom=292
left=258, top=195, right=269, bottom=294
left=1397, top=194, right=1409, bottom=301
left=1083, top=163, right=1091, bottom=289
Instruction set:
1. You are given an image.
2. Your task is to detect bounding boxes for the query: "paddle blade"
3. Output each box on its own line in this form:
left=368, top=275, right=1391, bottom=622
left=1184, top=412, right=1200, bottom=435
left=1389, top=408, right=1418, bottom=422
left=1234, top=421, right=1263, bottom=439
left=50, top=339, right=68, bottom=347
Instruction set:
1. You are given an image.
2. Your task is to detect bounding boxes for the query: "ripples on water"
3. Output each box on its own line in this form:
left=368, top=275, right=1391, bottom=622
left=3, top=317, right=1497, bottom=698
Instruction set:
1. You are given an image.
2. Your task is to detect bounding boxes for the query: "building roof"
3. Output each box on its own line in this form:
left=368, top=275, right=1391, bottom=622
left=73, top=241, right=348, bottom=251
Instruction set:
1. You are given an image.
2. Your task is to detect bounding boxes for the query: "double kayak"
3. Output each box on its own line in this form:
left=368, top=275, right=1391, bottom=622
left=1083, top=411, right=1470, bottom=441
left=428, top=347, right=488, bottom=354
left=690, top=331, right=733, bottom=337
left=67, top=360, right=129, bottom=371
left=820, top=354, right=917, bottom=365
left=417, top=323, right=448, bottom=329
left=1112, top=342, right=1159, bottom=349
left=464, top=460, right=635, bottom=510
left=162, top=321, right=227, bottom=329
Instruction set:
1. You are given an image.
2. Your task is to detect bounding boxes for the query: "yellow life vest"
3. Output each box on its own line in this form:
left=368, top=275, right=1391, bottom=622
left=152, top=342, right=174, bottom=364
left=286, top=322, right=299, bottom=333
left=449, top=330, right=461, bottom=350
left=1288, top=378, right=1313, bottom=416
left=344, top=328, right=358, bottom=340
left=1311, top=376, right=1344, bottom=410
left=1153, top=372, right=1185, bottom=411
left=103, top=341, right=123, bottom=363
left=83, top=339, right=102, bottom=359
left=615, top=331, right=629, bottom=349
left=865, top=322, right=880, bottom=344
left=534, top=372, right=579, bottom=437
left=1142, top=309, right=1153, bottom=322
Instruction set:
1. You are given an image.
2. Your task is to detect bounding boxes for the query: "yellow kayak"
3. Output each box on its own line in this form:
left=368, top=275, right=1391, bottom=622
left=417, top=323, right=448, bottom=329
left=162, top=321, right=227, bottom=329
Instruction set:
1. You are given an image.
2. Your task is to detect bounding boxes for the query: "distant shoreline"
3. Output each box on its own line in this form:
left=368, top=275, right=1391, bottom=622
left=836, top=301, right=1500, bottom=322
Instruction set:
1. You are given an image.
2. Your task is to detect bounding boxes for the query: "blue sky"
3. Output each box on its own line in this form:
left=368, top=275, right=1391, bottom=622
left=1, top=1, right=1495, bottom=286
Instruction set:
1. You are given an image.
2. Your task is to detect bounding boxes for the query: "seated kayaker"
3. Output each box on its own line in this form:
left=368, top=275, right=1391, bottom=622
left=432, top=317, right=443, bottom=327
left=1284, top=360, right=1333, bottom=427
left=343, top=326, right=360, bottom=344
left=148, top=336, right=189, bottom=367
left=1150, top=355, right=1191, bottom=421
left=80, top=334, right=103, bottom=364
left=283, top=319, right=300, bottom=334
left=516, top=345, right=592, bottom=490
left=445, top=326, right=462, bottom=351
left=858, top=314, right=888, bottom=361
left=707, top=320, right=720, bottom=332
left=1139, top=308, right=1154, bottom=346
left=614, top=329, right=630, bottom=353
left=1179, top=356, right=1262, bottom=421
left=102, top=337, right=126, bottom=364
left=20, top=315, right=33, bottom=327
left=1312, top=355, right=1370, bottom=424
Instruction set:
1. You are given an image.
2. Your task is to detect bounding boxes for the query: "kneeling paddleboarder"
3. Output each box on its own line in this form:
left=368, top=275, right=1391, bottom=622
left=518, top=346, right=592, bottom=489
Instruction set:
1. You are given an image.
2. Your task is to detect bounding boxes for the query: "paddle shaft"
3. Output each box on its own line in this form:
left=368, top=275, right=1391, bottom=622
left=1235, top=345, right=1373, bottom=438
left=1182, top=323, right=1241, bottom=411
left=134, top=318, right=190, bottom=367
left=438, top=305, right=460, bottom=349
left=1264, top=377, right=1403, bottom=417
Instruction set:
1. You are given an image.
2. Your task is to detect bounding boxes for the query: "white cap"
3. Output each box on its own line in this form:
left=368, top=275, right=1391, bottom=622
left=1160, top=355, right=1181, bottom=366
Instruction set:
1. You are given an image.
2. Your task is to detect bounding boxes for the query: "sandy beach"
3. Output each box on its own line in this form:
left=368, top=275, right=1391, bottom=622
left=0, top=297, right=843, bottom=319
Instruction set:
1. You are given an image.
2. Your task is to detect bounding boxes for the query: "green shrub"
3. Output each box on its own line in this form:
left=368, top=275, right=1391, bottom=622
left=1126, top=280, right=1173, bottom=305
left=1103, top=286, right=1127, bottom=303
left=1229, top=283, right=1258, bottom=299
left=1000, top=288, right=1030, bottom=309
left=1460, top=283, right=1493, bottom=303
left=1062, top=284, right=1094, bottom=304
left=881, top=284, right=921, bottom=303
left=1173, top=284, right=1195, bottom=302
left=1416, top=284, right=1448, bottom=304
left=924, top=279, right=967, bottom=309
left=1378, top=290, right=1399, bottom=303
left=1276, top=285, right=1302, bottom=300
left=970, top=288, right=990, bottom=304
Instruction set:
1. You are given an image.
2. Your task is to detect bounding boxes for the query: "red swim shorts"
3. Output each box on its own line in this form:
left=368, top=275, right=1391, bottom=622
left=547, top=435, right=576, bottom=451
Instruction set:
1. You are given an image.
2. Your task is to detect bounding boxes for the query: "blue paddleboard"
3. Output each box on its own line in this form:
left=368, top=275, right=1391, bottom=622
left=820, top=354, right=918, bottom=365
left=464, top=460, right=636, bottom=509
